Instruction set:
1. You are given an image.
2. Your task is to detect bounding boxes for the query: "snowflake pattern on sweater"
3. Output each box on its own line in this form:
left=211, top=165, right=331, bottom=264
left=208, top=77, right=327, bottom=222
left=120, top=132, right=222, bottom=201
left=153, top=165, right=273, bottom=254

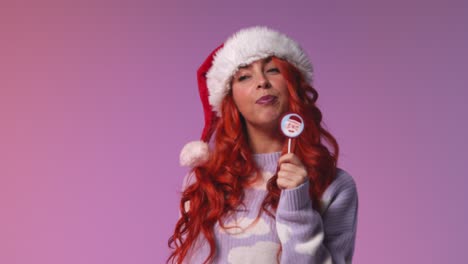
left=181, top=152, right=358, bottom=264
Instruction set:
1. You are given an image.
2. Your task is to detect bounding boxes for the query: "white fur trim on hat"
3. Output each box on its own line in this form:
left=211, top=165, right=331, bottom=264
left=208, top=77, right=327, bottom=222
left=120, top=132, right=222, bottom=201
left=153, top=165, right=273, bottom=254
left=179, top=140, right=210, bottom=167
left=206, top=26, right=313, bottom=117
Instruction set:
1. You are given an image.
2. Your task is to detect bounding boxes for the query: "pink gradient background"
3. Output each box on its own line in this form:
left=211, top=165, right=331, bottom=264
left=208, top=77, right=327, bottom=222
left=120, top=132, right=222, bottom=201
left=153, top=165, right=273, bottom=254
left=1, top=1, right=467, bottom=263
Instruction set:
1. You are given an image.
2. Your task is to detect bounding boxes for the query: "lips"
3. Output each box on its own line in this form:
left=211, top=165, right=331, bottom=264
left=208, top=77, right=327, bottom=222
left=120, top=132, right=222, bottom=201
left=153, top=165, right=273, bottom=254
left=256, top=95, right=277, bottom=104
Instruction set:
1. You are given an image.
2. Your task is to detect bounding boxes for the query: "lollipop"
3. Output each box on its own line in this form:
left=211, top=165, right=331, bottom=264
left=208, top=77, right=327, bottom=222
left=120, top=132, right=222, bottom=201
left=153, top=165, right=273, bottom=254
left=280, top=113, right=305, bottom=153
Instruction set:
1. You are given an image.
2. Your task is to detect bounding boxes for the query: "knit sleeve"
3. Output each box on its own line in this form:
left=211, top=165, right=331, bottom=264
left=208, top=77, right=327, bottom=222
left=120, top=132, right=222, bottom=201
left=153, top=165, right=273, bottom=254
left=275, top=170, right=358, bottom=263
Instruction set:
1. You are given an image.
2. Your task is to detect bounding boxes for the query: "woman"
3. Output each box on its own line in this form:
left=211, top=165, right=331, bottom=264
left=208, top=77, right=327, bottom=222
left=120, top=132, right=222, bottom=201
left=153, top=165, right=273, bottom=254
left=168, top=26, right=358, bottom=264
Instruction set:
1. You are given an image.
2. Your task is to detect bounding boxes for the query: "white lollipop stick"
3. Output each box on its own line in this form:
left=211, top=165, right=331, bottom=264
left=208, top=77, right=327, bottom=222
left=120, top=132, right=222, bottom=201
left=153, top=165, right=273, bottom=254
left=280, top=113, right=305, bottom=154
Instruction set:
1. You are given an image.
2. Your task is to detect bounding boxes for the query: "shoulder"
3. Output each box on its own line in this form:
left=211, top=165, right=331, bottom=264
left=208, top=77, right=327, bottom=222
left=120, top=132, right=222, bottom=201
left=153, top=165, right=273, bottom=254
left=320, top=168, right=358, bottom=214
left=330, top=168, right=358, bottom=193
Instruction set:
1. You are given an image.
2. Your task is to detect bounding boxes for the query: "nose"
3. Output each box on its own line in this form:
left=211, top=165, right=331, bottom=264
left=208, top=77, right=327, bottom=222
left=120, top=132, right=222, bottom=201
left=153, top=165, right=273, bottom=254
left=256, top=73, right=271, bottom=89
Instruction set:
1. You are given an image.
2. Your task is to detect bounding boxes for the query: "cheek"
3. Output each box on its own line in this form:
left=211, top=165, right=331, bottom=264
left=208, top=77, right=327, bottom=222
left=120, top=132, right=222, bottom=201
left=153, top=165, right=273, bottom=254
left=232, top=86, right=250, bottom=108
left=231, top=89, right=241, bottom=107
left=278, top=83, right=290, bottom=108
left=276, top=80, right=289, bottom=97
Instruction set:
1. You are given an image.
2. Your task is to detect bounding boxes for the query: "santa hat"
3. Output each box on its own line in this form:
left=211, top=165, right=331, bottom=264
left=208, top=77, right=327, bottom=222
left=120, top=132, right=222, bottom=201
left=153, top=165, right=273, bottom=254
left=180, top=26, right=313, bottom=167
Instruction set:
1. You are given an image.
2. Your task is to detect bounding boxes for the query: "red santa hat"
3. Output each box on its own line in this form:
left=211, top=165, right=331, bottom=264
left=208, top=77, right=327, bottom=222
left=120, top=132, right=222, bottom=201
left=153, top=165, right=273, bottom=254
left=180, top=26, right=313, bottom=167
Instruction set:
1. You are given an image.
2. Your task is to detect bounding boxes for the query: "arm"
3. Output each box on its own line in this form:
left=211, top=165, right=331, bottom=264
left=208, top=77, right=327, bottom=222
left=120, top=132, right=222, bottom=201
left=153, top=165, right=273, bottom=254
left=276, top=171, right=358, bottom=263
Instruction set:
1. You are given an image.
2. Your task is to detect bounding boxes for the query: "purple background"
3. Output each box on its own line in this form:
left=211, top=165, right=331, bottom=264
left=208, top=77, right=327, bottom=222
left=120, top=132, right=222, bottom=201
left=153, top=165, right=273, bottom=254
left=1, top=1, right=467, bottom=263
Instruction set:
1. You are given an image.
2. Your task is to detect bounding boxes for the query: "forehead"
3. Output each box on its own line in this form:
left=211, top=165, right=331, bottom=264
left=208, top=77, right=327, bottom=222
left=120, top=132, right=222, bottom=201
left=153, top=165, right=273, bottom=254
left=237, top=56, right=274, bottom=70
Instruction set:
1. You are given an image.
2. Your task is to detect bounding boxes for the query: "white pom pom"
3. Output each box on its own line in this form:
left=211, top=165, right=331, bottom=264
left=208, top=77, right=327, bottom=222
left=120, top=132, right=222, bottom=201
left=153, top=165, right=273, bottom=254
left=179, top=140, right=210, bottom=167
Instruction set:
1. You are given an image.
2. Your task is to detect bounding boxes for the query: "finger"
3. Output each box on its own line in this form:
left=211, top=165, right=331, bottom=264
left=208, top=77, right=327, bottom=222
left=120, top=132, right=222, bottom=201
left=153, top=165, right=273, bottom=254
left=277, top=175, right=306, bottom=189
left=277, top=176, right=295, bottom=189
left=278, top=153, right=302, bottom=166
left=277, top=170, right=294, bottom=180
left=278, top=168, right=307, bottom=180
left=279, top=162, right=298, bottom=172
left=279, top=162, right=308, bottom=177
left=278, top=153, right=294, bottom=164
left=278, top=170, right=307, bottom=183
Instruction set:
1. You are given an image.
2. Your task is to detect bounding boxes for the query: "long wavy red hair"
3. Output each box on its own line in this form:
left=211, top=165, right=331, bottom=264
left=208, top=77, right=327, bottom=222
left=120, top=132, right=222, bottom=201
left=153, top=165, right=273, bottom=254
left=167, top=56, right=339, bottom=264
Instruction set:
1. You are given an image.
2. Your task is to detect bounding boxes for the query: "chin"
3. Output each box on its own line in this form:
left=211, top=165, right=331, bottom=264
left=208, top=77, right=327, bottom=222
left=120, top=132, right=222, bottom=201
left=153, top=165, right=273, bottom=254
left=256, top=115, right=282, bottom=127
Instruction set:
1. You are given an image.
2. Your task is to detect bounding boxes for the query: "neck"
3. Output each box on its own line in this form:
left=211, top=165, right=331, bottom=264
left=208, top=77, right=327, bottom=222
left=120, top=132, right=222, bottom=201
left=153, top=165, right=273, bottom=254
left=245, top=123, right=284, bottom=154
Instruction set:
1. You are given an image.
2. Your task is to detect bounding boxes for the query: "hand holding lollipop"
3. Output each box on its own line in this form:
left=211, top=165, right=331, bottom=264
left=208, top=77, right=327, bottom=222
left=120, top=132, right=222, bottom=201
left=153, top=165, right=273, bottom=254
left=277, top=113, right=308, bottom=189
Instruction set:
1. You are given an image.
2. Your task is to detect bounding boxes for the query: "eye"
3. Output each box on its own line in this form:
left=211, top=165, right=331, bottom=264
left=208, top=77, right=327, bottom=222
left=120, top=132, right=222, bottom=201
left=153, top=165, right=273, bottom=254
left=238, top=75, right=250, bottom=81
left=267, top=68, right=280, bottom=73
